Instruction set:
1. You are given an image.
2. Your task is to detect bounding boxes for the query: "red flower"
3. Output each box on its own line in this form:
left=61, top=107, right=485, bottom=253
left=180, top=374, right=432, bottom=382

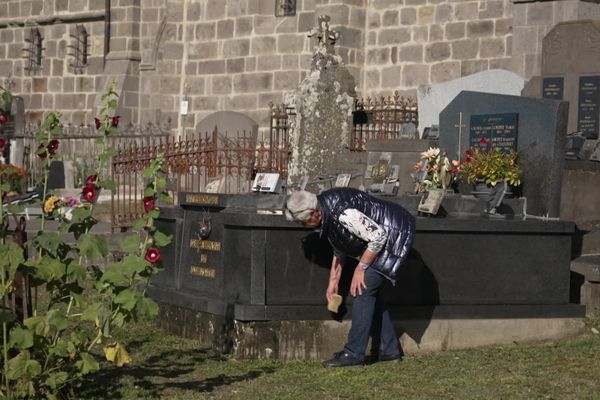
left=47, top=139, right=60, bottom=155
left=0, top=113, right=7, bottom=125
left=37, top=144, right=47, bottom=159
left=479, top=138, right=491, bottom=145
left=451, top=167, right=459, bottom=173
left=111, top=116, right=120, bottom=128
left=465, top=157, right=472, bottom=164
left=465, top=149, right=472, bottom=156
left=145, top=247, right=161, bottom=264
left=86, top=175, right=98, bottom=186
left=143, top=196, right=156, bottom=213
left=94, top=117, right=102, bottom=129
left=82, top=184, right=98, bottom=203
left=0, top=138, right=6, bottom=149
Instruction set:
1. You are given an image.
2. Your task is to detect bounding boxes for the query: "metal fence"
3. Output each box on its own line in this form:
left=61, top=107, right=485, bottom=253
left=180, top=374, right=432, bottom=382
left=350, top=91, right=419, bottom=151
left=13, top=122, right=171, bottom=189
left=111, top=126, right=289, bottom=230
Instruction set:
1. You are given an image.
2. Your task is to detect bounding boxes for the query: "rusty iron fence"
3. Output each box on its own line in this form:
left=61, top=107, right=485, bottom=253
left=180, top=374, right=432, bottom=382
left=111, top=124, right=290, bottom=230
left=13, top=122, right=171, bottom=189
left=350, top=92, right=419, bottom=151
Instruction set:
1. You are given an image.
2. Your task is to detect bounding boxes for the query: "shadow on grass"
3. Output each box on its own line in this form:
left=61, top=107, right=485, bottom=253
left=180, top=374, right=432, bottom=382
left=79, top=347, right=276, bottom=399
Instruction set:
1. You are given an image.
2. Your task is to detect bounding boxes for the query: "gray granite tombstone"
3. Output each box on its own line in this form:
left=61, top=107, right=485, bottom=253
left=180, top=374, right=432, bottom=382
left=439, top=91, right=568, bottom=218
left=523, top=21, right=600, bottom=139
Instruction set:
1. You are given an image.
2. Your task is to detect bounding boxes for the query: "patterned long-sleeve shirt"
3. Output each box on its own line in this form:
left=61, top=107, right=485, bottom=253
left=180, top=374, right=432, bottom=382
left=338, top=208, right=388, bottom=253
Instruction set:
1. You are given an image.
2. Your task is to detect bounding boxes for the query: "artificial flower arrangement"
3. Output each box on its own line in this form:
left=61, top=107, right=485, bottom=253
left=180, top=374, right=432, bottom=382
left=459, top=138, right=522, bottom=187
left=43, top=194, right=88, bottom=221
left=413, top=147, right=460, bottom=193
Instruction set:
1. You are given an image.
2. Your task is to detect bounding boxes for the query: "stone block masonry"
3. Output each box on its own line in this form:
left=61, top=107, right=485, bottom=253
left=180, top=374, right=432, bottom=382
left=0, top=0, right=599, bottom=135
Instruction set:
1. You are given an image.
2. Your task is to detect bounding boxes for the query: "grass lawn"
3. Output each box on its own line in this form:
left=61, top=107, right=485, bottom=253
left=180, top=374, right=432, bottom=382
left=79, top=316, right=600, bottom=400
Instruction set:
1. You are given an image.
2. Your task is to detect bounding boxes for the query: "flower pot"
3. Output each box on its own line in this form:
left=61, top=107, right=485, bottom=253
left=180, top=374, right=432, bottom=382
left=471, top=181, right=514, bottom=200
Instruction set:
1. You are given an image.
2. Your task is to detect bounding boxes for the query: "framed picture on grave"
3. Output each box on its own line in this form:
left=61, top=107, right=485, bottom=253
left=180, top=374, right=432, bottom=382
left=388, top=165, right=400, bottom=181
left=417, top=188, right=444, bottom=215
left=205, top=177, right=224, bottom=193
left=335, top=173, right=351, bottom=188
left=252, top=173, right=280, bottom=192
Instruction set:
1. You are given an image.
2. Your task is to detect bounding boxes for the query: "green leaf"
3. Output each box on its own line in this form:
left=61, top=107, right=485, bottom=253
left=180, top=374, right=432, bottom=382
left=120, top=234, right=141, bottom=253
left=36, top=232, right=64, bottom=253
left=144, top=187, right=155, bottom=197
left=98, top=179, right=116, bottom=192
left=100, top=265, right=128, bottom=286
left=81, top=302, right=102, bottom=323
left=24, top=316, right=50, bottom=336
left=159, top=191, right=173, bottom=203
left=6, top=203, right=25, bottom=214
left=107, top=99, right=118, bottom=108
left=66, top=263, right=87, bottom=283
left=156, top=177, right=167, bottom=189
left=47, top=309, right=70, bottom=331
left=76, top=352, right=100, bottom=374
left=148, top=209, right=160, bottom=219
left=70, top=207, right=93, bottom=223
left=45, top=371, right=69, bottom=390
left=9, top=326, right=34, bottom=349
left=132, top=218, right=147, bottom=231
left=141, top=167, right=155, bottom=178
left=135, top=297, right=159, bottom=320
left=79, top=234, right=109, bottom=261
left=114, top=288, right=139, bottom=311
left=119, top=255, right=147, bottom=275
left=153, top=230, right=172, bottom=247
left=34, top=256, right=66, bottom=281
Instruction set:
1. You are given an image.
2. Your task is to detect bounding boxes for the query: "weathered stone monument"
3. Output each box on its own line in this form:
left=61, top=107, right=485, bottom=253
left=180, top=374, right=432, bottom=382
left=286, top=15, right=355, bottom=182
left=440, top=91, right=569, bottom=218
left=523, top=20, right=600, bottom=140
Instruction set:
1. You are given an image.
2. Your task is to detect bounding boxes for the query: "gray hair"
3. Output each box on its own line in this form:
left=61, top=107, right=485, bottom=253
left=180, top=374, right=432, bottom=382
left=285, top=190, right=318, bottom=222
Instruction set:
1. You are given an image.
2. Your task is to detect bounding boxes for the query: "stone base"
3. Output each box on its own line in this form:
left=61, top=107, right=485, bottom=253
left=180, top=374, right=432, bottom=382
left=156, top=303, right=585, bottom=360
left=580, top=282, right=600, bottom=316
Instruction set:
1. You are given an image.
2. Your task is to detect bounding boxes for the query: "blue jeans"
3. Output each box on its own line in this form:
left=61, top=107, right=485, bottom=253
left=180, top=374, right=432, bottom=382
left=344, top=267, right=400, bottom=361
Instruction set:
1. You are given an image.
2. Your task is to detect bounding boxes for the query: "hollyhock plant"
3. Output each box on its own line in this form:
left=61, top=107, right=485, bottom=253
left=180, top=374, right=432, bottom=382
left=0, top=112, right=7, bottom=125
left=143, top=196, right=156, bottom=213
left=111, top=116, right=120, bottom=127
left=82, top=184, right=98, bottom=203
left=145, top=247, right=161, bottom=264
left=94, top=117, right=102, bottom=129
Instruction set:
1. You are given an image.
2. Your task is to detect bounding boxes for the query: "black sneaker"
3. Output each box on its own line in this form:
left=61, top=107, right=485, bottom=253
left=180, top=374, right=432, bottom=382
left=322, top=351, right=364, bottom=368
left=378, top=353, right=402, bottom=363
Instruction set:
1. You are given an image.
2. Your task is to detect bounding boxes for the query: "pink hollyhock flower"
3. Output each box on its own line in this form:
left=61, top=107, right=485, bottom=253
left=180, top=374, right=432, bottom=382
left=143, top=196, right=156, bottom=213
left=145, top=247, right=161, bottom=264
left=82, top=185, right=98, bottom=203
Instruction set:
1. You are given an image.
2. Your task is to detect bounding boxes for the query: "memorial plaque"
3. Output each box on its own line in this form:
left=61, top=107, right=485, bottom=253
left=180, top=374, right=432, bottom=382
left=469, top=113, right=518, bottom=153
left=577, top=76, right=600, bottom=139
left=542, top=77, right=564, bottom=100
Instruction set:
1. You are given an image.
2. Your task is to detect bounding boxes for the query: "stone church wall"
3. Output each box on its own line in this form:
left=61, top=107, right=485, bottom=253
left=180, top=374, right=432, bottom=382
left=1, top=0, right=600, bottom=135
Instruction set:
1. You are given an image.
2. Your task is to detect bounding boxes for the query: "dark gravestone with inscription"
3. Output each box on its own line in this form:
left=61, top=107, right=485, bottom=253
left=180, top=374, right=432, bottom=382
left=469, top=113, right=518, bottom=152
left=542, top=77, right=564, bottom=100
left=440, top=91, right=568, bottom=218
left=577, top=76, right=600, bottom=139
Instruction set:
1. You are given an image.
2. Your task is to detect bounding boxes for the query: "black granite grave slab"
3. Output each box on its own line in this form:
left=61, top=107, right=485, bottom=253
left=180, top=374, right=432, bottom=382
left=439, top=91, right=568, bottom=218
left=151, top=194, right=580, bottom=322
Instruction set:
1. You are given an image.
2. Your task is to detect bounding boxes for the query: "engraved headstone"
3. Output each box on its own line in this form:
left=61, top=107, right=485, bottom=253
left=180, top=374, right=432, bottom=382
left=439, top=91, right=568, bottom=217
left=523, top=21, right=600, bottom=139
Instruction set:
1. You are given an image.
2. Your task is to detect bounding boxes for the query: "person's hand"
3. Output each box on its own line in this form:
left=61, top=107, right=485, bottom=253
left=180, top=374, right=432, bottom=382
left=350, top=268, right=367, bottom=297
left=326, top=281, right=338, bottom=303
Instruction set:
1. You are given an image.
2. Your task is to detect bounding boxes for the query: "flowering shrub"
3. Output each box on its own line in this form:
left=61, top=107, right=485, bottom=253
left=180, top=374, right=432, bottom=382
left=0, top=83, right=172, bottom=398
left=413, top=147, right=460, bottom=193
left=460, top=138, right=521, bottom=186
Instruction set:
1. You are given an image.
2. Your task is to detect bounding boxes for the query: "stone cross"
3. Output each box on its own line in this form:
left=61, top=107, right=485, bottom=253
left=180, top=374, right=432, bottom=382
left=307, top=15, right=340, bottom=51
left=454, top=112, right=466, bottom=160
